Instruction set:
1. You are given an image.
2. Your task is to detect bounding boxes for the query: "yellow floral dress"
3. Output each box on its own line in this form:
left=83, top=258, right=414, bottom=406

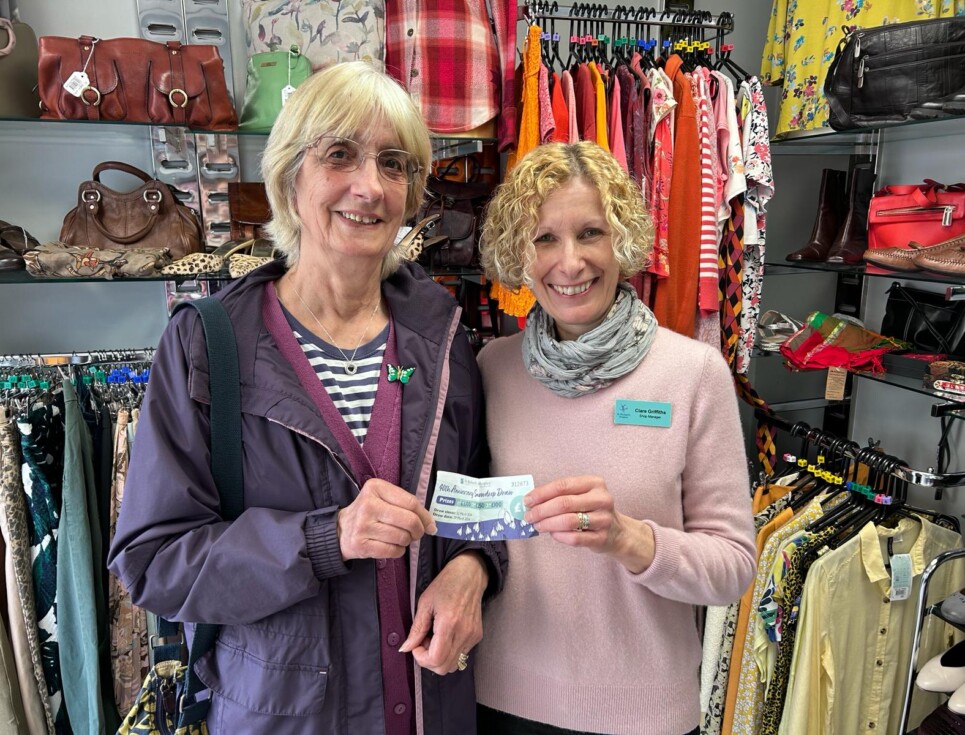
left=762, top=0, right=965, bottom=138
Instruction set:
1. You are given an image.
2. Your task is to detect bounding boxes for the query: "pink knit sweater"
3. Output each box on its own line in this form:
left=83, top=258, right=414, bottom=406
left=474, top=327, right=756, bottom=735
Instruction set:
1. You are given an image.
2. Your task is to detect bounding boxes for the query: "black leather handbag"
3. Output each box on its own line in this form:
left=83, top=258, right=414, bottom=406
left=825, top=17, right=965, bottom=130
left=880, top=282, right=965, bottom=358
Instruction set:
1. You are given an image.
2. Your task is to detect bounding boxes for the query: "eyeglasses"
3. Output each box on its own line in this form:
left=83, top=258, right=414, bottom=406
left=308, top=136, right=421, bottom=186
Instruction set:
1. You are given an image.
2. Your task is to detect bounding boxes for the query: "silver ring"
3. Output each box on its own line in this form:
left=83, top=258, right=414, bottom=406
left=576, top=511, right=590, bottom=532
left=457, top=652, right=469, bottom=671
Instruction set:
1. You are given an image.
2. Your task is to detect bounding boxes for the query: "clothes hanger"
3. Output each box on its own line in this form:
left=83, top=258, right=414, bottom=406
left=805, top=443, right=878, bottom=535
left=609, top=4, right=625, bottom=69
left=548, top=2, right=565, bottom=73
left=563, top=3, right=579, bottom=71
left=632, top=7, right=656, bottom=70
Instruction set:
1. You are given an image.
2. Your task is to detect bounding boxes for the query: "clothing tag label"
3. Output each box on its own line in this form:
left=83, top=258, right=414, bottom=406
left=825, top=367, right=847, bottom=401
left=63, top=71, right=90, bottom=97
left=614, top=400, right=672, bottom=427
left=890, top=553, right=913, bottom=601
left=281, top=84, right=296, bottom=106
left=429, top=471, right=538, bottom=541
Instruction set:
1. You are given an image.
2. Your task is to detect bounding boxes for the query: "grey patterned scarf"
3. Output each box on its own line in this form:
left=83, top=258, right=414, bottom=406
left=522, top=282, right=658, bottom=398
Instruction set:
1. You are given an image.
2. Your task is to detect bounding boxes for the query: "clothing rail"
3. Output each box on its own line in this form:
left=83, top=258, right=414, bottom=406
left=0, top=349, right=155, bottom=368
left=523, top=2, right=736, bottom=34
left=754, top=408, right=965, bottom=489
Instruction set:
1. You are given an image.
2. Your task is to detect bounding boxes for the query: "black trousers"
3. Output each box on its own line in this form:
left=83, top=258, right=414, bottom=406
left=477, top=704, right=699, bottom=735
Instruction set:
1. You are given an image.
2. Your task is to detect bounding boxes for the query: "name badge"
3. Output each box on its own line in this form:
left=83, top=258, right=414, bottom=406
left=614, top=400, right=672, bottom=427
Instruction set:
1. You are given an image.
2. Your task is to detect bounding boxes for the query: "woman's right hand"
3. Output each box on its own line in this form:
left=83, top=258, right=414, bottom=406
left=337, top=478, right=437, bottom=561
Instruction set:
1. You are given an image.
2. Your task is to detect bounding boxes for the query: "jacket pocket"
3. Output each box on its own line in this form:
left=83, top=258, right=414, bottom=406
left=194, top=640, right=328, bottom=716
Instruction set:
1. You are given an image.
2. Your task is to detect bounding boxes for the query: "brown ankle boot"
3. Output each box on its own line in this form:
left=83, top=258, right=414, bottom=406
left=786, top=169, right=848, bottom=262
left=827, top=166, right=877, bottom=264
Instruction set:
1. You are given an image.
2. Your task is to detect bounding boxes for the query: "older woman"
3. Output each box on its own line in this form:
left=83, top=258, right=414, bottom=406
left=474, top=142, right=756, bottom=735
left=108, top=62, right=505, bottom=734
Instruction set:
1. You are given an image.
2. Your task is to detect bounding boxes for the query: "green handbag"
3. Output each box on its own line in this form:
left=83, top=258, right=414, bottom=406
left=239, top=44, right=312, bottom=131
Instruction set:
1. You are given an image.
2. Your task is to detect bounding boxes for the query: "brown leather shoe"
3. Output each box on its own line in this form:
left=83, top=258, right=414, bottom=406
left=863, top=235, right=965, bottom=271
left=786, top=169, right=847, bottom=262
left=915, top=243, right=965, bottom=275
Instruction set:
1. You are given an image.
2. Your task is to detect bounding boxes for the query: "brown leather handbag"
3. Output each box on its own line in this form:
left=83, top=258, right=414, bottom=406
left=415, top=156, right=493, bottom=270
left=38, top=35, right=238, bottom=130
left=227, top=182, right=271, bottom=241
left=60, top=161, right=204, bottom=260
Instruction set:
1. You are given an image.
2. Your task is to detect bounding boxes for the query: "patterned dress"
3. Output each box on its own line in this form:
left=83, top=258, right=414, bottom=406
left=17, top=395, right=69, bottom=733
left=2, top=420, right=56, bottom=734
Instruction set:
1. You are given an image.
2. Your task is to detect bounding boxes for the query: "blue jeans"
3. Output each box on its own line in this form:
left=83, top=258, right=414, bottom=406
left=477, top=705, right=699, bottom=735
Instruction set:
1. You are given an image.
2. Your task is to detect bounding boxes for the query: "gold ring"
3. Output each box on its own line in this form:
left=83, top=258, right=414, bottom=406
left=576, top=511, right=590, bottom=532
left=457, top=652, right=469, bottom=671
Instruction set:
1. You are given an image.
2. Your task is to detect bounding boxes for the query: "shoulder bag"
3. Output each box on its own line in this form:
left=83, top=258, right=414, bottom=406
left=880, top=282, right=965, bottom=358
left=38, top=35, right=237, bottom=129
left=867, top=181, right=965, bottom=250
left=117, top=297, right=242, bottom=735
left=415, top=156, right=493, bottom=270
left=825, top=17, right=965, bottom=130
left=60, top=161, right=204, bottom=260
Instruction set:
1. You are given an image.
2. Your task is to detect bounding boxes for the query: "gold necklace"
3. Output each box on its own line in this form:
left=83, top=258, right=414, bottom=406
left=293, top=286, right=381, bottom=376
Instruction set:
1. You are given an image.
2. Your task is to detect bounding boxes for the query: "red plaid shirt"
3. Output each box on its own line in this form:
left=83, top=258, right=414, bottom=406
left=385, top=0, right=517, bottom=150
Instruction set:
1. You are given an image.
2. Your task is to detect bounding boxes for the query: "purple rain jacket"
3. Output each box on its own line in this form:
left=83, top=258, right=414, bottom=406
left=107, top=259, right=506, bottom=734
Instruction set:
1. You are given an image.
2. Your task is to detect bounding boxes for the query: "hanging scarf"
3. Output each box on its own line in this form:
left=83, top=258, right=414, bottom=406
left=522, top=282, right=658, bottom=398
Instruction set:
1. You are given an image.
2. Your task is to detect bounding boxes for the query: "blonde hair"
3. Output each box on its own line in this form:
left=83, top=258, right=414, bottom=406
left=480, top=142, right=654, bottom=289
left=261, top=61, right=432, bottom=278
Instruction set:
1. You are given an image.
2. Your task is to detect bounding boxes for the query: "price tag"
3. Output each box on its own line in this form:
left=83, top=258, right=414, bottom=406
left=889, top=553, right=913, bottom=601
left=825, top=367, right=847, bottom=401
left=63, top=71, right=90, bottom=97
left=281, top=84, right=296, bottom=106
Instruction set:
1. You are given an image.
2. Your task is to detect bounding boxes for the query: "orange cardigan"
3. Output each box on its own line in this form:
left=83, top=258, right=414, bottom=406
left=652, top=54, right=699, bottom=337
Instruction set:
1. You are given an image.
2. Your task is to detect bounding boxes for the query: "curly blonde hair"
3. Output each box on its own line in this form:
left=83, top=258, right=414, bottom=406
left=480, top=142, right=654, bottom=289
left=261, top=61, right=432, bottom=278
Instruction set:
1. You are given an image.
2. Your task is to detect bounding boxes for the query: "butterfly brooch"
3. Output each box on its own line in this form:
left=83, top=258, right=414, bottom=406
left=386, top=364, right=416, bottom=384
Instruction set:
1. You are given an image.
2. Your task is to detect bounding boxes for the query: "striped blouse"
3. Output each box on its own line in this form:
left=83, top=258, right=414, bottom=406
left=283, top=308, right=388, bottom=444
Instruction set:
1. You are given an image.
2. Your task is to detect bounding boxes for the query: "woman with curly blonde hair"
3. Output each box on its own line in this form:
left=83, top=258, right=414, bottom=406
left=474, top=142, right=756, bottom=735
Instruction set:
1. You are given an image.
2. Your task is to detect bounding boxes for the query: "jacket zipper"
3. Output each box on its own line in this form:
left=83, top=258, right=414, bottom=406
left=268, top=418, right=360, bottom=491
left=875, top=205, right=956, bottom=226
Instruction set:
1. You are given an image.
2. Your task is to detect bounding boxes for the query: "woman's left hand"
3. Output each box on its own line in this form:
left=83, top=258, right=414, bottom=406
left=399, top=552, right=488, bottom=675
left=524, top=475, right=655, bottom=573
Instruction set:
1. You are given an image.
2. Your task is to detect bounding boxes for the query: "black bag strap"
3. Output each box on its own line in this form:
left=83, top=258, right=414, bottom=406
left=167, top=296, right=244, bottom=726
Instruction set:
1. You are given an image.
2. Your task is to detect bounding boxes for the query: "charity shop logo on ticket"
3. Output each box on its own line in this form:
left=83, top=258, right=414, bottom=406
left=429, top=471, right=539, bottom=541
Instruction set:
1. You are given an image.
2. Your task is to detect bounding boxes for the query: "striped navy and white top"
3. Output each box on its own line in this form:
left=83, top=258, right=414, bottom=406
left=282, top=308, right=389, bottom=445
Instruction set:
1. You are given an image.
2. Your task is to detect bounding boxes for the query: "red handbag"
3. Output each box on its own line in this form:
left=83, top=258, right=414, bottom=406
left=867, top=180, right=965, bottom=250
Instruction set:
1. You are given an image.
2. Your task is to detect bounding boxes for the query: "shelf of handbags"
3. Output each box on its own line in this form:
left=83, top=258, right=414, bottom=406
left=0, top=138, right=498, bottom=283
